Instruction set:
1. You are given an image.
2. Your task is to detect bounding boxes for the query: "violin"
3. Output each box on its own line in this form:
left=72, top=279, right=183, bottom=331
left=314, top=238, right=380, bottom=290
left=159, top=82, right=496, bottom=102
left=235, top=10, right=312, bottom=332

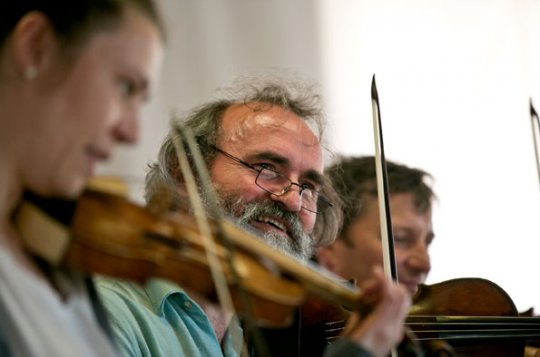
left=15, top=185, right=380, bottom=328
left=300, top=277, right=540, bottom=357
left=410, top=277, right=540, bottom=356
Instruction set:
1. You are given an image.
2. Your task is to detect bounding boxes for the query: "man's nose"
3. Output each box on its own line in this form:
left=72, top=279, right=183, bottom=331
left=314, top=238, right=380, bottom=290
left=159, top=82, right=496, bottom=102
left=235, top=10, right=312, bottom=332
left=270, top=186, right=303, bottom=212
left=407, top=243, right=431, bottom=275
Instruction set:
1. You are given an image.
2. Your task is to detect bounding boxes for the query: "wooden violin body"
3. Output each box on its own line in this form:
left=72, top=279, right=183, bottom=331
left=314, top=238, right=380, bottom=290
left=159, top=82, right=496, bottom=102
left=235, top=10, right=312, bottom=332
left=298, top=277, right=540, bottom=357
left=17, top=187, right=423, bottom=355
left=15, top=188, right=376, bottom=329
left=20, top=187, right=538, bottom=356
left=16, top=188, right=308, bottom=327
left=410, top=277, right=540, bottom=356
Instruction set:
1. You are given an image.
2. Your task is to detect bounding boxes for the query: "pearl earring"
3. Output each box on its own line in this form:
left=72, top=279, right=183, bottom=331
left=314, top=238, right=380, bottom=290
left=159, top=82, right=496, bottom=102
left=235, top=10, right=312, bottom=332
left=25, top=66, right=37, bottom=80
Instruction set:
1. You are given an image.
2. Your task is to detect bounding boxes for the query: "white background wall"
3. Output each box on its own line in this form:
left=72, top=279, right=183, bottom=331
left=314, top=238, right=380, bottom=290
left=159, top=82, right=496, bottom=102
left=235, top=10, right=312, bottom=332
left=99, top=0, right=540, bottom=311
left=317, top=0, right=540, bottom=312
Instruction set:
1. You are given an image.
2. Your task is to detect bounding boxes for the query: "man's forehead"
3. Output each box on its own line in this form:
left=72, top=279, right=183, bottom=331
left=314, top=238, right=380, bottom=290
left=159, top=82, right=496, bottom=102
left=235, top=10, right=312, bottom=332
left=217, top=103, right=324, bottom=173
left=219, top=103, right=319, bottom=145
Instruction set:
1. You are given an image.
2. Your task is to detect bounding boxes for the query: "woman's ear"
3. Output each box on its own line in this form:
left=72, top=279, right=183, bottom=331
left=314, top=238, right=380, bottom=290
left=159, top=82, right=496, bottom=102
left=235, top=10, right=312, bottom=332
left=11, top=11, right=58, bottom=80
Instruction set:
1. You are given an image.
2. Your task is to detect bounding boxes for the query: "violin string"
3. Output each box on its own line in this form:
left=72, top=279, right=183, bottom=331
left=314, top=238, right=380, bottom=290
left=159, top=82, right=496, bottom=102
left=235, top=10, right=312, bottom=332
left=324, top=316, right=540, bottom=341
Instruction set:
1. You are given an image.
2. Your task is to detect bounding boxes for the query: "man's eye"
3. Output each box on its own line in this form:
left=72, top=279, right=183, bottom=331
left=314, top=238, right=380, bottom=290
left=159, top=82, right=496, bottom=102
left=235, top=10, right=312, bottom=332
left=254, top=164, right=282, bottom=180
left=394, top=236, right=412, bottom=246
left=300, top=181, right=319, bottom=192
left=254, top=163, right=272, bottom=170
left=253, top=163, right=277, bottom=173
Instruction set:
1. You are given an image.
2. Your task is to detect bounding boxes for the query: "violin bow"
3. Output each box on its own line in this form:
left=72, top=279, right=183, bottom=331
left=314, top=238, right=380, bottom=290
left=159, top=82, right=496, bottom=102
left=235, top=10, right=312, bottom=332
left=371, top=75, right=398, bottom=281
left=371, top=75, right=399, bottom=357
left=530, top=98, right=540, bottom=191
left=170, top=123, right=236, bottom=314
left=171, top=122, right=270, bottom=357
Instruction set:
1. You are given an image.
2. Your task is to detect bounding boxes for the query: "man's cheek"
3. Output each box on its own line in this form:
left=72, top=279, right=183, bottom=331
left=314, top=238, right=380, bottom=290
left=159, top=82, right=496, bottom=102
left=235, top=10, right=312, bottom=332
left=304, top=214, right=317, bottom=234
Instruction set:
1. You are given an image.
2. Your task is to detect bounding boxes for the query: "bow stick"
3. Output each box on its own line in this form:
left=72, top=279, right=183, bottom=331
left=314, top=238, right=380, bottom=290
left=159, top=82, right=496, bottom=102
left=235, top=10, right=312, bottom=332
left=371, top=75, right=399, bottom=357
left=171, top=123, right=269, bottom=356
left=530, top=99, right=540, bottom=191
left=371, top=75, right=398, bottom=281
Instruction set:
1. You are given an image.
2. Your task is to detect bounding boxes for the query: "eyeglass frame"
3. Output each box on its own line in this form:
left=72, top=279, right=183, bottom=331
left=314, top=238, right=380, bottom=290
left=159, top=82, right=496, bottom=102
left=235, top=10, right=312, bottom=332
left=210, top=145, right=333, bottom=214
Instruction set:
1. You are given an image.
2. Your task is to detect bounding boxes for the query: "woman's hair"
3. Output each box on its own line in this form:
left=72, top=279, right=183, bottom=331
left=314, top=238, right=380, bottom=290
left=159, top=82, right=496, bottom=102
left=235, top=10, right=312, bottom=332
left=0, top=0, right=165, bottom=57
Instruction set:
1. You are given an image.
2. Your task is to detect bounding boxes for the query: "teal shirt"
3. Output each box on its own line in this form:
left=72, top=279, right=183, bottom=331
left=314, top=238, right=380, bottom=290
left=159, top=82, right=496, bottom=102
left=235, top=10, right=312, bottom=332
left=96, top=278, right=243, bottom=357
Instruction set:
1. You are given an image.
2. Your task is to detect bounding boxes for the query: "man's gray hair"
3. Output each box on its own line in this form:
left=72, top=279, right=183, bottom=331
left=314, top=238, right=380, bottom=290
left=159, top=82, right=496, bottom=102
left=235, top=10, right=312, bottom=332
left=145, top=76, right=341, bottom=248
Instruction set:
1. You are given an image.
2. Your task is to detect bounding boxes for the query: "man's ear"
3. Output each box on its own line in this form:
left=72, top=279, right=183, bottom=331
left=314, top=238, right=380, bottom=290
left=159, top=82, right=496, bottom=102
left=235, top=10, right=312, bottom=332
left=11, top=11, right=58, bottom=79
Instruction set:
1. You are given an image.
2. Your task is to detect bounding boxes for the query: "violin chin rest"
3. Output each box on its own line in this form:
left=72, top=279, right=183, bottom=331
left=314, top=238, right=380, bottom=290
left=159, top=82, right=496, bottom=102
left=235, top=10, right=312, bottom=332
left=86, top=176, right=129, bottom=198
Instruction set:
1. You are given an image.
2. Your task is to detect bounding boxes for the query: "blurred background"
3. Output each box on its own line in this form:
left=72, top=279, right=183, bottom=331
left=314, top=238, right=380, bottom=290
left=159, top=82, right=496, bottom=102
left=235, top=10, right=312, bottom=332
left=99, top=0, right=540, bottom=312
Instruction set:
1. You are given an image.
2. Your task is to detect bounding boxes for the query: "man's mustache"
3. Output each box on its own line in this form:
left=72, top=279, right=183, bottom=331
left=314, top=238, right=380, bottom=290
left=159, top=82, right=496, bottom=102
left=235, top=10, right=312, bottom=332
left=221, top=197, right=314, bottom=260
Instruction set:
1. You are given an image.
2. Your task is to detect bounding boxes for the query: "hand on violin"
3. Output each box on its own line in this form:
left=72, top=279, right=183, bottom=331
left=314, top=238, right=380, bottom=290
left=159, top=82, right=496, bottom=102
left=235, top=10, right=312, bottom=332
left=341, top=266, right=411, bottom=357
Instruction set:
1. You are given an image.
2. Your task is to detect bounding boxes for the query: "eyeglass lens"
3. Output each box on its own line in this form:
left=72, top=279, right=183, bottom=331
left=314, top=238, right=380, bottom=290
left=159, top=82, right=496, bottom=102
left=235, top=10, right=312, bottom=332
left=255, top=167, right=321, bottom=213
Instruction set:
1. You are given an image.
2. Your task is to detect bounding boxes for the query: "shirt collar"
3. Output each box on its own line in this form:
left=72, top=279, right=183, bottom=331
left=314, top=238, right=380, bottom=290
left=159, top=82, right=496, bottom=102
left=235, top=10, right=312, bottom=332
left=144, top=279, right=188, bottom=315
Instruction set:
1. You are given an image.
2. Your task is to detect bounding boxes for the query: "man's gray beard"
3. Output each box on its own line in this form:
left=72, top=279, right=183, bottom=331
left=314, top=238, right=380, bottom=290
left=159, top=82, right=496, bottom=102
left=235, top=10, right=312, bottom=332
left=216, top=194, right=315, bottom=261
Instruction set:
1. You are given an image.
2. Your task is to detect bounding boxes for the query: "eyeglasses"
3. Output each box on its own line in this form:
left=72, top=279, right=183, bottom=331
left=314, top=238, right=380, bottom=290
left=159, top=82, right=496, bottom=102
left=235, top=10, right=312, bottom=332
left=212, top=145, right=333, bottom=214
